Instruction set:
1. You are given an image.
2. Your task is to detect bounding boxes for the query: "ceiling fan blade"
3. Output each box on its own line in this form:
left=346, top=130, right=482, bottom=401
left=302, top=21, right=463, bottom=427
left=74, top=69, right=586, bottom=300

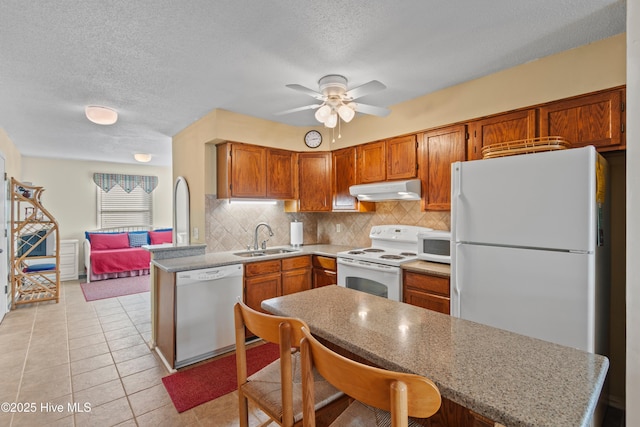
left=344, top=80, right=386, bottom=100
left=353, top=103, right=391, bottom=117
left=286, top=84, right=325, bottom=101
left=274, top=104, right=322, bottom=116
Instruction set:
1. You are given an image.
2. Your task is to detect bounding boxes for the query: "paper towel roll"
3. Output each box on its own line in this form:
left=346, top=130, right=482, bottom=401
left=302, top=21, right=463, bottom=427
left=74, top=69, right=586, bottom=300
left=290, top=221, right=303, bottom=247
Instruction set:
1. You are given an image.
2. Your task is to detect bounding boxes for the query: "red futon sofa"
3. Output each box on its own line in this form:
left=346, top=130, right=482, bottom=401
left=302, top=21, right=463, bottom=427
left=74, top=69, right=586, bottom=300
left=84, top=229, right=172, bottom=282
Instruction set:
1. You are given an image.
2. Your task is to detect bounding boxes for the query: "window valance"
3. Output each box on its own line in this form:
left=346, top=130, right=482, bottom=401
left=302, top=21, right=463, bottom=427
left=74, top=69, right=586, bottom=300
left=93, top=173, right=158, bottom=194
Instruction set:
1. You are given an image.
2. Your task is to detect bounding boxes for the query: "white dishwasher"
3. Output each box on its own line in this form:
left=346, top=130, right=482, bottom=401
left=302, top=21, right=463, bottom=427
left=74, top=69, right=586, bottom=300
left=175, top=264, right=243, bottom=368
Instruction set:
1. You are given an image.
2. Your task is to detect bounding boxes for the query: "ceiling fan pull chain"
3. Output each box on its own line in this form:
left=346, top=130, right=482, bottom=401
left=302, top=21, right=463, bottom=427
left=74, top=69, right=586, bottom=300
left=338, top=117, right=342, bottom=140
left=332, top=126, right=336, bottom=143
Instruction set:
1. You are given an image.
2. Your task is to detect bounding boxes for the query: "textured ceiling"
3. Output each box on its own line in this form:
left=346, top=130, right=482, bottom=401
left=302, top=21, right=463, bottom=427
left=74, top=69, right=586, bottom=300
left=0, top=0, right=626, bottom=166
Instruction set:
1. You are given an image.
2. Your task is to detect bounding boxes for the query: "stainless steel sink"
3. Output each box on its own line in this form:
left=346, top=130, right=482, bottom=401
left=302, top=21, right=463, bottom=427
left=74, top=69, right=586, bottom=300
left=233, top=248, right=300, bottom=258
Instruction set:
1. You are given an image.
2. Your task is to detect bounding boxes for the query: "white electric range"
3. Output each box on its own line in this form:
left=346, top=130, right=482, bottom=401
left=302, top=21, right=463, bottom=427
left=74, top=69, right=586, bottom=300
left=336, top=225, right=433, bottom=301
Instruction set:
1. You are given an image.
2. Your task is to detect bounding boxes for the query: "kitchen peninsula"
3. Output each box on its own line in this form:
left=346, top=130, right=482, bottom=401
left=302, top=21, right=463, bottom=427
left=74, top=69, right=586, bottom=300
left=262, top=285, right=608, bottom=427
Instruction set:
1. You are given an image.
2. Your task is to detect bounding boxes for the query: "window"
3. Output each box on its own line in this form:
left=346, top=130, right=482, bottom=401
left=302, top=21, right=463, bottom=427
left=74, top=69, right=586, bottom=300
left=97, top=185, right=153, bottom=228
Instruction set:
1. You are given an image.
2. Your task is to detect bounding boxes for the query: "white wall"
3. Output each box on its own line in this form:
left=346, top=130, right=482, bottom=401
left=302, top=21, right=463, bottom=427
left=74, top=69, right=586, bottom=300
left=20, top=157, right=172, bottom=275
left=627, top=0, right=639, bottom=424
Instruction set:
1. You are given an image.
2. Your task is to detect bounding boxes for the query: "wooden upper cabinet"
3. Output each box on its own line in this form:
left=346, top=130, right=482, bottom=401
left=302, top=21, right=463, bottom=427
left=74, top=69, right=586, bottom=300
left=332, top=147, right=375, bottom=212
left=420, top=125, right=466, bottom=211
left=217, top=142, right=297, bottom=200
left=332, top=147, right=358, bottom=211
left=297, top=152, right=332, bottom=212
left=539, top=87, right=625, bottom=151
left=217, top=142, right=266, bottom=198
left=467, top=109, right=537, bottom=160
left=386, top=135, right=418, bottom=180
left=266, top=148, right=297, bottom=199
left=357, top=140, right=386, bottom=183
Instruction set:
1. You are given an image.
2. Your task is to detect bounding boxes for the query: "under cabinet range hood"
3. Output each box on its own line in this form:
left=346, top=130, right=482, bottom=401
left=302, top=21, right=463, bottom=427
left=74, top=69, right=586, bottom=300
left=349, top=179, right=421, bottom=202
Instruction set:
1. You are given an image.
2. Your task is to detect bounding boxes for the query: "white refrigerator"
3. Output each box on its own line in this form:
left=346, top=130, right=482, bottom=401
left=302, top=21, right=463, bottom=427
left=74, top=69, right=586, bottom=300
left=450, top=146, right=609, bottom=355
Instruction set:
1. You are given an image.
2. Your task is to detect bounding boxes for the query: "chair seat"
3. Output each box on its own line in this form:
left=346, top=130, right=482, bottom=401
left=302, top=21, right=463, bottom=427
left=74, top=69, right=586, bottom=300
left=241, top=350, right=344, bottom=423
left=330, top=400, right=425, bottom=427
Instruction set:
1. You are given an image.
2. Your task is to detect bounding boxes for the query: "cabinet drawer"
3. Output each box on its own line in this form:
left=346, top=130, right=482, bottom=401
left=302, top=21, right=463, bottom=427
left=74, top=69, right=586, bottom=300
left=403, top=271, right=450, bottom=297
left=404, top=288, right=450, bottom=314
left=59, top=254, right=76, bottom=267
left=312, top=255, right=336, bottom=271
left=282, top=255, right=311, bottom=271
left=245, top=260, right=281, bottom=277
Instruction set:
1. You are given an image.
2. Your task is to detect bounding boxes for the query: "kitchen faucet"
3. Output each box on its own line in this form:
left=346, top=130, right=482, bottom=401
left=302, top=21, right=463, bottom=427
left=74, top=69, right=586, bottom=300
left=253, top=222, right=274, bottom=250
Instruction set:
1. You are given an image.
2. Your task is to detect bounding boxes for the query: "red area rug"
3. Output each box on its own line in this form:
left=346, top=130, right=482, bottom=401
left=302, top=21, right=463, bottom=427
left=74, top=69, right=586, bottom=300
left=80, top=275, right=150, bottom=302
left=162, top=342, right=280, bottom=413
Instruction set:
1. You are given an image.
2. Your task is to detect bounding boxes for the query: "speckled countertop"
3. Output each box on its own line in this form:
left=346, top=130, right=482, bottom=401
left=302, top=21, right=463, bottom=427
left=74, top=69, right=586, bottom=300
left=262, top=285, right=608, bottom=427
left=151, top=244, right=354, bottom=272
left=401, top=260, right=451, bottom=277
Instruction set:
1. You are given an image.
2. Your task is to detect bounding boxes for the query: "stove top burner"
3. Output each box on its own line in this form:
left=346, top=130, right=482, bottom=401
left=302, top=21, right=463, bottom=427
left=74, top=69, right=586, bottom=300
left=348, top=250, right=366, bottom=255
left=380, top=254, right=405, bottom=260
left=400, top=252, right=416, bottom=256
left=363, top=248, right=384, bottom=253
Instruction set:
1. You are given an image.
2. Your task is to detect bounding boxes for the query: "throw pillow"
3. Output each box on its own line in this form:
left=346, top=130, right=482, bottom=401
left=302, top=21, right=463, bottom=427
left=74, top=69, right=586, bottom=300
left=128, top=232, right=149, bottom=247
left=91, top=233, right=130, bottom=250
left=149, top=230, right=172, bottom=245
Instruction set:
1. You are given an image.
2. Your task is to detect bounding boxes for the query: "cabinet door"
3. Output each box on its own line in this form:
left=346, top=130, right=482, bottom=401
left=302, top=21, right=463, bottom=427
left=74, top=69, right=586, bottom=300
left=313, top=268, right=336, bottom=288
left=420, top=125, right=466, bottom=211
left=539, top=88, right=624, bottom=151
left=467, top=109, right=537, bottom=160
left=298, top=152, right=331, bottom=212
left=231, top=144, right=267, bottom=197
left=387, top=135, right=418, bottom=180
left=245, top=272, right=281, bottom=314
left=357, top=141, right=386, bottom=183
left=267, top=148, right=297, bottom=199
left=282, top=268, right=312, bottom=295
left=332, top=147, right=359, bottom=211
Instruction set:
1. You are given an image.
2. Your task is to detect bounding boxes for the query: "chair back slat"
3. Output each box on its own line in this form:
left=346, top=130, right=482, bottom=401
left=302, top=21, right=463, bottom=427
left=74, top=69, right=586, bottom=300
left=300, top=327, right=441, bottom=424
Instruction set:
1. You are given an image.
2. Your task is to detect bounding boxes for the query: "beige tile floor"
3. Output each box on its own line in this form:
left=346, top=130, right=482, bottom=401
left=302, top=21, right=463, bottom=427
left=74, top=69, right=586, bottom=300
left=0, top=280, right=275, bottom=427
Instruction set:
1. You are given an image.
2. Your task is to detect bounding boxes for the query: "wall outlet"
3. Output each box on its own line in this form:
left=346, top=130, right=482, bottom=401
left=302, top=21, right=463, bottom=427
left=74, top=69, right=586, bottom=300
left=192, top=227, right=199, bottom=240
left=336, top=224, right=341, bottom=233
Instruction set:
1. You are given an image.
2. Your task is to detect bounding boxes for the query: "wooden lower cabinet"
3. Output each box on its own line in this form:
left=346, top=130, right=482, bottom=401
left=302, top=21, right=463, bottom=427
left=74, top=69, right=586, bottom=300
left=156, top=267, right=176, bottom=368
left=312, top=255, right=337, bottom=288
left=282, top=255, right=312, bottom=295
left=403, top=270, right=450, bottom=315
left=414, top=399, right=495, bottom=427
left=244, top=256, right=312, bottom=314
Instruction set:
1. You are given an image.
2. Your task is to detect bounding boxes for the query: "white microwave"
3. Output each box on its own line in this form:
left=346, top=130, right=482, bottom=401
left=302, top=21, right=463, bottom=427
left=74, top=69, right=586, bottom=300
left=417, top=230, right=451, bottom=264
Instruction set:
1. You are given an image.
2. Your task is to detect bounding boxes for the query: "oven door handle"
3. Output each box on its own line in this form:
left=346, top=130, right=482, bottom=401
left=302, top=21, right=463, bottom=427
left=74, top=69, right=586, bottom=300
left=337, top=257, right=400, bottom=274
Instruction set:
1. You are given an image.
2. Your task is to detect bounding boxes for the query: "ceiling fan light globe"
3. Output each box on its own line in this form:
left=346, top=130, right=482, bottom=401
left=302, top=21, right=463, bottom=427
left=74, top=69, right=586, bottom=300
left=315, top=104, right=332, bottom=123
left=324, top=112, right=338, bottom=128
left=338, top=104, right=355, bottom=123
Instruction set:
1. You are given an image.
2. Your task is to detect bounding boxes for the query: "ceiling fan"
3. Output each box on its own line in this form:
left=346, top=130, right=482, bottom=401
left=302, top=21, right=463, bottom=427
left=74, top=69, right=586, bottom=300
left=276, top=74, right=391, bottom=128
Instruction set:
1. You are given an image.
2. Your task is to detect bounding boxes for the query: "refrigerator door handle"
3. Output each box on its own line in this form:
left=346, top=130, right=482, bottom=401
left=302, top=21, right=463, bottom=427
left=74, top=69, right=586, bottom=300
left=451, top=242, right=461, bottom=317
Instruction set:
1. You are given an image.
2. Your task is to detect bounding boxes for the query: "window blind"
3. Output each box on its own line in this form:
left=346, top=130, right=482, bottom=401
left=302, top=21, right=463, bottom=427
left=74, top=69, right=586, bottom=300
left=97, top=185, right=153, bottom=228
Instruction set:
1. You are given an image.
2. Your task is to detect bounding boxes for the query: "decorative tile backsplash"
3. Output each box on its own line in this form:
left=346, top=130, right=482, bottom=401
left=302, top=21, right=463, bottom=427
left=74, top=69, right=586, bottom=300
left=205, top=195, right=450, bottom=251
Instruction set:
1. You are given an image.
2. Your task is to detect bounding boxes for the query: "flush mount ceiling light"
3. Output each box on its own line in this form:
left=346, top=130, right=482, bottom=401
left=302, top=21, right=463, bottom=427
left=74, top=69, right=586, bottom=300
left=134, top=153, right=152, bottom=163
left=85, top=105, right=118, bottom=125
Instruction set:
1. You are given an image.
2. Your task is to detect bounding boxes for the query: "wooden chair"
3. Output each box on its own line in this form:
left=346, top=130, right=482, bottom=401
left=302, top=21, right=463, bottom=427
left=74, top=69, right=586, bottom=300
left=299, top=327, right=442, bottom=427
left=234, top=300, right=346, bottom=427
